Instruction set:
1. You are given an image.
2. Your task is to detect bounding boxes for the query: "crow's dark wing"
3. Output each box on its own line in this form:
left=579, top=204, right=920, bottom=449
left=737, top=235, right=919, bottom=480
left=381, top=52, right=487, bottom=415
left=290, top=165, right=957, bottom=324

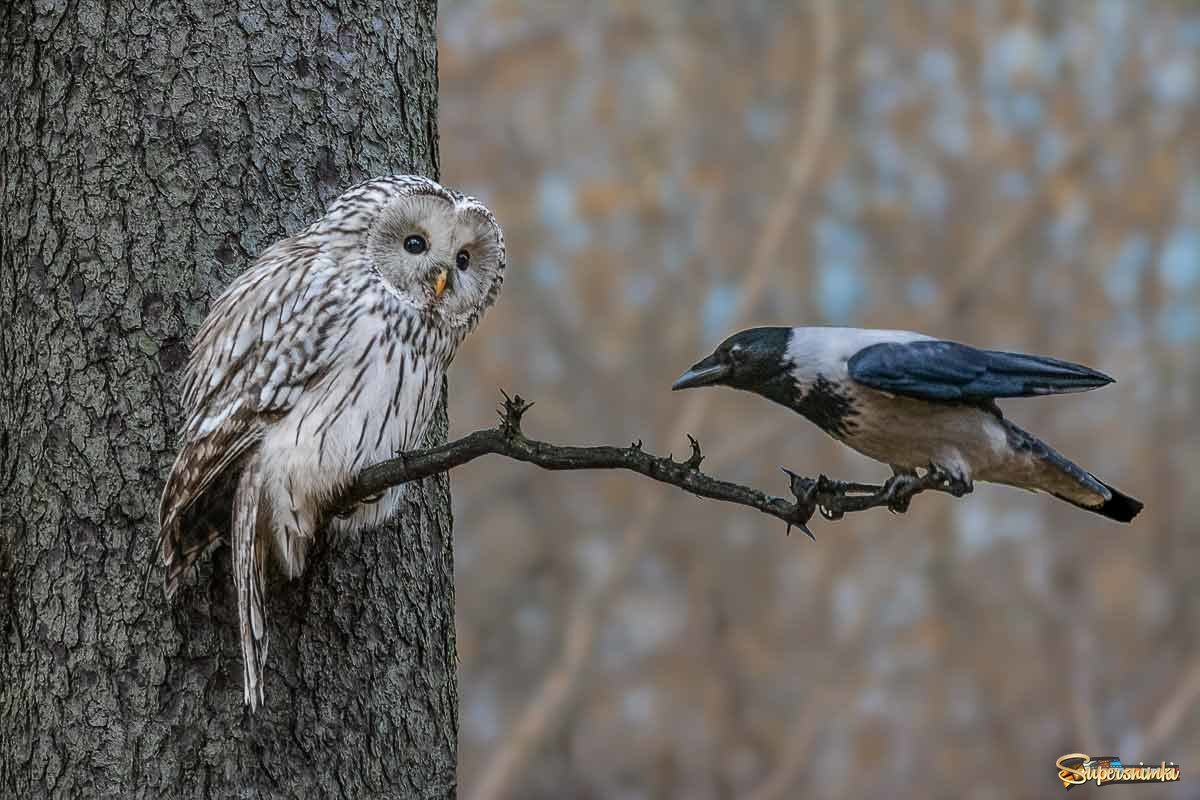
left=847, top=340, right=1114, bottom=401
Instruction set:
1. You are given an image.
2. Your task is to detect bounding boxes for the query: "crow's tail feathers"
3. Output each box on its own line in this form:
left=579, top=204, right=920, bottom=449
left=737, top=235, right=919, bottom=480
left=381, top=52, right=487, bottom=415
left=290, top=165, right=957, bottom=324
left=1055, top=480, right=1144, bottom=523
left=1002, top=419, right=1143, bottom=524
left=1088, top=481, right=1144, bottom=523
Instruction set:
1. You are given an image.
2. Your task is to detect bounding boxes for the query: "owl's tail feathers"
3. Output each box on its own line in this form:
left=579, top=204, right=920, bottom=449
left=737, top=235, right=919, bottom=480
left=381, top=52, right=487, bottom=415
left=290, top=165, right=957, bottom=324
left=233, top=454, right=271, bottom=711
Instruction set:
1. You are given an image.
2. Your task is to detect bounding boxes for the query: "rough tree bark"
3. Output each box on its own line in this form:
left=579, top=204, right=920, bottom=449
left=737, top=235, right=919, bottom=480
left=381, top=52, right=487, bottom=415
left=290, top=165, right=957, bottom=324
left=1, top=1, right=457, bottom=797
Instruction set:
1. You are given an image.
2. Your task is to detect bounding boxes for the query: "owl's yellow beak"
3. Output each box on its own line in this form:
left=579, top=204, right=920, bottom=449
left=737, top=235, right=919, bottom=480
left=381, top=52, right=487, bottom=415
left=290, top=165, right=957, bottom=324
left=434, top=268, right=448, bottom=298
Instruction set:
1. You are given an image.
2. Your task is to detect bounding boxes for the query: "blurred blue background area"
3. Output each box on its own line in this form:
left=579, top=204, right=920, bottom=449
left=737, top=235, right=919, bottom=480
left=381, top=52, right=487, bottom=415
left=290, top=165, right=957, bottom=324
left=438, top=2, right=1200, bottom=797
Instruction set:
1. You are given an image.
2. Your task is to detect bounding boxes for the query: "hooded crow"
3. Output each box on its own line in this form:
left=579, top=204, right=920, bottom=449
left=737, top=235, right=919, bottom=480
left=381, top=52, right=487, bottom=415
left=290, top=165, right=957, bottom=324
left=673, top=326, right=1142, bottom=522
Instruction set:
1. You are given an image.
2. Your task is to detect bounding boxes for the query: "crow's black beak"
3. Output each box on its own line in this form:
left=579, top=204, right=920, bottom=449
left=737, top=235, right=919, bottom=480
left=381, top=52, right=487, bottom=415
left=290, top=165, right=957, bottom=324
left=672, top=354, right=729, bottom=390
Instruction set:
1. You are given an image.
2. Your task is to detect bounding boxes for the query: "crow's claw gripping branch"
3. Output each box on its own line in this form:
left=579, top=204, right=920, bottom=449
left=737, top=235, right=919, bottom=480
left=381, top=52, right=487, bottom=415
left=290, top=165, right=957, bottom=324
left=927, top=463, right=973, bottom=497
left=881, top=472, right=920, bottom=513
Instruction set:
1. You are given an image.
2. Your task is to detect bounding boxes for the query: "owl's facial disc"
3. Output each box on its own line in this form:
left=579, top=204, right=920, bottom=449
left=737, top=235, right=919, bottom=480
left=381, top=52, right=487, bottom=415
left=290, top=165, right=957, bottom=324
left=367, top=190, right=505, bottom=332
left=368, top=194, right=460, bottom=308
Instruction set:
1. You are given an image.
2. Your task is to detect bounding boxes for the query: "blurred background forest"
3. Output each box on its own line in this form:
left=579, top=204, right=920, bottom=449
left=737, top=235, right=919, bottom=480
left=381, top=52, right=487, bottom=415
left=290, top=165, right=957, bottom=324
left=437, top=1, right=1200, bottom=797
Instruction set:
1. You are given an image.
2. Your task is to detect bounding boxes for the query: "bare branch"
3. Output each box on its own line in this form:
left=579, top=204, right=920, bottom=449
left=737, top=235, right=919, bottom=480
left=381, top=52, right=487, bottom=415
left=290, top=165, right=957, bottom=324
left=336, top=392, right=962, bottom=537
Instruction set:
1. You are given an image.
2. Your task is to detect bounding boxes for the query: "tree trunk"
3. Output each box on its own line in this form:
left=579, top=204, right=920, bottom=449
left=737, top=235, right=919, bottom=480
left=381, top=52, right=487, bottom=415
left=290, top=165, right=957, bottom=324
left=1, top=2, right=457, bottom=796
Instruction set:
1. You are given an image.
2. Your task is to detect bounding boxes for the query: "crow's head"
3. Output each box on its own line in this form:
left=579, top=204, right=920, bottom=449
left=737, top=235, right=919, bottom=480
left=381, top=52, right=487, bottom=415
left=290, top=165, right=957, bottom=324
left=672, top=327, right=792, bottom=394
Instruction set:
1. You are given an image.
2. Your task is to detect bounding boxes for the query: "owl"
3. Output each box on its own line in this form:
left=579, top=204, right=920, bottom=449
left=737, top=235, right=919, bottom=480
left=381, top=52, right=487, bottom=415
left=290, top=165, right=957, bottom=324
left=158, top=174, right=505, bottom=709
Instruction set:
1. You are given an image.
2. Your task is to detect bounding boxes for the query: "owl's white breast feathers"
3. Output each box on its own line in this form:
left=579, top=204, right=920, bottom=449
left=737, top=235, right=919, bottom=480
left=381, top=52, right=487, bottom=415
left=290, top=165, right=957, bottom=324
left=171, top=243, right=453, bottom=576
left=258, top=300, right=451, bottom=574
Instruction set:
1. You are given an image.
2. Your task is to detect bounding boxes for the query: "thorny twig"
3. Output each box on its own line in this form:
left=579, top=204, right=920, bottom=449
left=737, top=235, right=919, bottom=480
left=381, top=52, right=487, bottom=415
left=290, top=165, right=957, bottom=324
left=336, top=391, right=966, bottom=537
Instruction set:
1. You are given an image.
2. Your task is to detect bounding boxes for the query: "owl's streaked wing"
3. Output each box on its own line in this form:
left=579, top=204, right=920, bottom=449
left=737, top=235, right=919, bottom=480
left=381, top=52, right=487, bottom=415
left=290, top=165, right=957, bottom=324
left=158, top=243, right=349, bottom=595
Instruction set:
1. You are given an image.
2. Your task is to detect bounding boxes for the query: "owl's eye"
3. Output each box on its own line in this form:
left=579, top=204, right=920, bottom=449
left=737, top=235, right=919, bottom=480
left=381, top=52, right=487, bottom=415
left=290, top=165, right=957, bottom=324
left=403, top=235, right=427, bottom=255
left=455, top=249, right=471, bottom=271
